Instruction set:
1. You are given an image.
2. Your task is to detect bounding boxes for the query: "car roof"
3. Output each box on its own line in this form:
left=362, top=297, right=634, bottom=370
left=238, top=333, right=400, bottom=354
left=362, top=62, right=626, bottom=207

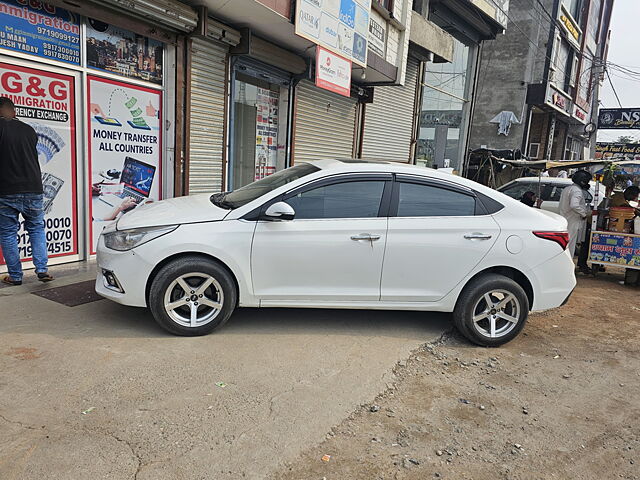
left=304, top=159, right=532, bottom=199
left=307, top=158, right=453, bottom=177
left=511, top=177, right=572, bottom=184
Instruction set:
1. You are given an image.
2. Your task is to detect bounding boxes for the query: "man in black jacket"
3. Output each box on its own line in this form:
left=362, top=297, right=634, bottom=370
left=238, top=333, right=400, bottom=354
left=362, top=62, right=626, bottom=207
left=0, top=97, right=54, bottom=285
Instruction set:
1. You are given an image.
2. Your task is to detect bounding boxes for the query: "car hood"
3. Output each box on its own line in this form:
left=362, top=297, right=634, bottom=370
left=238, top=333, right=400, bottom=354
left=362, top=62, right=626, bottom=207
left=116, top=194, right=230, bottom=230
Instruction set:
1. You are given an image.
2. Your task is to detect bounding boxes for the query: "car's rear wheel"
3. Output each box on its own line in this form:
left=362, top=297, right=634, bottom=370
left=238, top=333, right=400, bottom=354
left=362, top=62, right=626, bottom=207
left=453, top=274, right=529, bottom=347
left=148, top=256, right=237, bottom=336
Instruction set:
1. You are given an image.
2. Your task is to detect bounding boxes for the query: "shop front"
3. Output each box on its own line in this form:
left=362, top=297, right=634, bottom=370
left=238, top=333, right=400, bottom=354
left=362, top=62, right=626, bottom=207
left=229, top=58, right=292, bottom=190
left=0, top=0, right=195, bottom=272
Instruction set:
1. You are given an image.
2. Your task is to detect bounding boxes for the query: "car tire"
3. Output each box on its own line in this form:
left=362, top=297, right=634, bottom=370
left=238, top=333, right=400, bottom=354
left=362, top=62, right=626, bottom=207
left=453, top=273, right=529, bottom=347
left=148, top=256, right=237, bottom=336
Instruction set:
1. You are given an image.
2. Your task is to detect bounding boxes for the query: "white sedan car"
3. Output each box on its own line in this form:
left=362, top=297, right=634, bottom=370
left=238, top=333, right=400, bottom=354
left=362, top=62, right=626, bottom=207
left=96, top=160, right=576, bottom=346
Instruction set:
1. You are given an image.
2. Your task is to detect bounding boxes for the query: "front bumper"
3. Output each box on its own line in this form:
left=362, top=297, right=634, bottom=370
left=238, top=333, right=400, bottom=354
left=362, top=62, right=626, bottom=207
left=95, top=235, right=155, bottom=307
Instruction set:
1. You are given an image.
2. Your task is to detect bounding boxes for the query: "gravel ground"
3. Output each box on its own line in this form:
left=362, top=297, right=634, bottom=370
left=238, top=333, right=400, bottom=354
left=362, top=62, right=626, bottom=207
left=272, top=273, right=640, bottom=480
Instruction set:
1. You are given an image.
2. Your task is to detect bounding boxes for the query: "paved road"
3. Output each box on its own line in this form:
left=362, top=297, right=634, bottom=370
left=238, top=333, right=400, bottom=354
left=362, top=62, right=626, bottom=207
left=0, top=266, right=450, bottom=479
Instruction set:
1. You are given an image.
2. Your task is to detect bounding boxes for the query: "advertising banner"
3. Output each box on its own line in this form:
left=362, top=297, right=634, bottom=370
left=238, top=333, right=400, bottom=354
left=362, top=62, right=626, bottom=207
left=295, top=0, right=370, bottom=67
left=0, top=62, right=78, bottom=268
left=86, top=19, right=163, bottom=85
left=255, top=87, right=279, bottom=181
left=87, top=76, right=162, bottom=253
left=598, top=108, right=640, bottom=130
left=0, top=0, right=80, bottom=64
left=589, top=232, right=640, bottom=268
left=316, top=46, right=352, bottom=97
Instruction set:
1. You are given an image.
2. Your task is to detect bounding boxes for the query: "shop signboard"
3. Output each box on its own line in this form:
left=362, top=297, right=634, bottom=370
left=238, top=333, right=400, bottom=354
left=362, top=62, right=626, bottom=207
left=598, top=108, right=640, bottom=130
left=0, top=62, right=78, bottom=268
left=368, top=10, right=385, bottom=58
left=87, top=76, right=162, bottom=253
left=589, top=232, right=640, bottom=268
left=559, top=4, right=581, bottom=48
left=572, top=104, right=588, bottom=124
left=86, top=19, right=163, bottom=86
left=295, top=0, right=370, bottom=67
left=315, top=46, right=351, bottom=97
left=595, top=143, right=640, bottom=156
left=0, top=0, right=80, bottom=65
left=254, top=87, right=279, bottom=181
left=545, top=85, right=572, bottom=116
left=420, top=110, right=463, bottom=128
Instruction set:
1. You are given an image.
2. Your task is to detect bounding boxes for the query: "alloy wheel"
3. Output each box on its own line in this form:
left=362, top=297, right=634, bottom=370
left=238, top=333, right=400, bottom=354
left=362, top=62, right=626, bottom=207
left=471, top=289, right=521, bottom=339
left=163, top=272, right=224, bottom=328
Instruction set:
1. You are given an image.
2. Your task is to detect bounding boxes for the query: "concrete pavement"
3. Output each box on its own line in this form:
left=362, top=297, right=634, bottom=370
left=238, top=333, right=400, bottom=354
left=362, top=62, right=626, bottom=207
left=0, top=262, right=450, bottom=479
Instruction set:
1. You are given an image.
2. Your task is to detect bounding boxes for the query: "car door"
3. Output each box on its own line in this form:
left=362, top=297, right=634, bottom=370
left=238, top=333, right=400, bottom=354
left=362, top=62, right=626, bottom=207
left=380, top=176, right=501, bottom=302
left=251, top=174, right=392, bottom=302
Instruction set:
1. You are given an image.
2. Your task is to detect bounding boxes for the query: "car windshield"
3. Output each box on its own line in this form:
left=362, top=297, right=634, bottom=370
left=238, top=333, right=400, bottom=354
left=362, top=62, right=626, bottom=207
left=211, top=163, right=320, bottom=209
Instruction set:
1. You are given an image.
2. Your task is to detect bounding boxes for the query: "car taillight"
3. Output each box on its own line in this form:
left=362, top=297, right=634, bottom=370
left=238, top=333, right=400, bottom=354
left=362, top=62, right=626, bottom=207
left=533, top=231, right=570, bottom=250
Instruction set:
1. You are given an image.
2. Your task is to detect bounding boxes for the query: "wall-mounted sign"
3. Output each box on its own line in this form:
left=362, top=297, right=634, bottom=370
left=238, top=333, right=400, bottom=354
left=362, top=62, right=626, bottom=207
left=315, top=46, right=351, bottom=97
left=368, top=10, right=385, bottom=58
left=598, top=108, right=640, bottom=129
left=0, top=0, right=80, bottom=64
left=573, top=104, right=588, bottom=124
left=559, top=5, right=581, bottom=47
left=546, top=85, right=572, bottom=116
left=0, top=62, right=78, bottom=267
left=420, top=110, right=463, bottom=128
left=595, top=143, right=640, bottom=155
left=552, top=92, right=567, bottom=109
left=296, top=0, right=370, bottom=67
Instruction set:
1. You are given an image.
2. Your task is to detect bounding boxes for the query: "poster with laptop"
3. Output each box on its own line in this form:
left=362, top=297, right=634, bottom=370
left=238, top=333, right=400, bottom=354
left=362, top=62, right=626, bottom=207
left=87, top=75, right=162, bottom=253
left=0, top=62, right=78, bottom=272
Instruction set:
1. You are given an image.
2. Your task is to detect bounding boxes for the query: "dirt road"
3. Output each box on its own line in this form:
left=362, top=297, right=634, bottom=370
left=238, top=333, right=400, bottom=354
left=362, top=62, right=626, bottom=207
left=273, top=274, right=640, bottom=480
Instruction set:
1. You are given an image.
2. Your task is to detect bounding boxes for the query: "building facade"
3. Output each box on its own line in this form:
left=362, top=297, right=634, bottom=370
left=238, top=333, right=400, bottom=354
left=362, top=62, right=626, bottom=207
left=0, top=0, right=508, bottom=273
left=413, top=0, right=509, bottom=171
left=468, top=0, right=614, bottom=171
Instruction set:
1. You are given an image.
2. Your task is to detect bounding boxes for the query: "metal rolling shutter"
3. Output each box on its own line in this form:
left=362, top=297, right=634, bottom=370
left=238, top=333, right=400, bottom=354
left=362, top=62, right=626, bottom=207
left=188, top=38, right=227, bottom=194
left=293, top=80, right=357, bottom=163
left=88, top=0, right=198, bottom=32
left=361, top=57, right=420, bottom=162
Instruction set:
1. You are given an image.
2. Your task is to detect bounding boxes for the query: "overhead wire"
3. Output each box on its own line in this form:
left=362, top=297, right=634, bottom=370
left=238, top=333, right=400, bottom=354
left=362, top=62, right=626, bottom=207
left=605, top=69, right=623, bottom=107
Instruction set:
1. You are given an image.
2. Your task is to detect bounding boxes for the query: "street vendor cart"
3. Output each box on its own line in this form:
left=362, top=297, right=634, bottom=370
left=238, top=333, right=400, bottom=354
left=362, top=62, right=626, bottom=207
left=588, top=230, right=640, bottom=284
left=588, top=199, right=640, bottom=284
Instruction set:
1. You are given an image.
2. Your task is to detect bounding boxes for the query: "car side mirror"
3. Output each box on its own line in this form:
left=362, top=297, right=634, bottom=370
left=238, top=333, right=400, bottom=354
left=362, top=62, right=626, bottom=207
left=263, top=201, right=295, bottom=221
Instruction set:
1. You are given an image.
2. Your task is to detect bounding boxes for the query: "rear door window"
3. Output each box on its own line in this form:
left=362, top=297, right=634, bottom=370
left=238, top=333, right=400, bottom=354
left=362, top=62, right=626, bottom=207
left=397, top=182, right=476, bottom=217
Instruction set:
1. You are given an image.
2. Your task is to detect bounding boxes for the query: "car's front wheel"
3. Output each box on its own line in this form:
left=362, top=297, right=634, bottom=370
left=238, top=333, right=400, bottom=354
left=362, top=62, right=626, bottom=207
left=453, top=274, right=529, bottom=347
left=148, top=256, right=237, bottom=336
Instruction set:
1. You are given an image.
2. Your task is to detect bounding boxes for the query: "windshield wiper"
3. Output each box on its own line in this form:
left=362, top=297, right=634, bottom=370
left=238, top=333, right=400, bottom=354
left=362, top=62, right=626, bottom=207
left=210, top=192, right=235, bottom=209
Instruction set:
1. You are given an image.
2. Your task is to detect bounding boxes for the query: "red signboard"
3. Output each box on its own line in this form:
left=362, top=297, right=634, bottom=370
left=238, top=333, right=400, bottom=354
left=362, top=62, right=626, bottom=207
left=315, top=46, right=352, bottom=97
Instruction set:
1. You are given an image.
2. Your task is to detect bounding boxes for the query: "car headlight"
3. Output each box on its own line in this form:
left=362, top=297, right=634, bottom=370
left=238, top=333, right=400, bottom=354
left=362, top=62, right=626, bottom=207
left=103, top=225, right=178, bottom=251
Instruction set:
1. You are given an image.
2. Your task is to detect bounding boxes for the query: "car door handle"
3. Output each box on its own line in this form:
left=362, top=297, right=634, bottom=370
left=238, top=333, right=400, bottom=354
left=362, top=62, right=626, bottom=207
left=464, top=233, right=493, bottom=240
left=351, top=233, right=381, bottom=241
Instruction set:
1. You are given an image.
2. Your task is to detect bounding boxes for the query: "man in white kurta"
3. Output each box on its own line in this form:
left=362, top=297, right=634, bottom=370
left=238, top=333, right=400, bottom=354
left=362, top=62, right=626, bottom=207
left=558, top=171, right=591, bottom=266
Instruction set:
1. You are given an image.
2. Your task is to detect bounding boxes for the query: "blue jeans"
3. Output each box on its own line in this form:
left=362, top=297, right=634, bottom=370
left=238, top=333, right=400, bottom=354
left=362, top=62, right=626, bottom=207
left=0, top=193, right=48, bottom=281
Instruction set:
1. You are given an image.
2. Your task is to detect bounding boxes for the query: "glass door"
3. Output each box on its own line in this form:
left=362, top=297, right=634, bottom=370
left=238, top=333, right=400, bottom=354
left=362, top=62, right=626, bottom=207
left=230, top=61, right=291, bottom=190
